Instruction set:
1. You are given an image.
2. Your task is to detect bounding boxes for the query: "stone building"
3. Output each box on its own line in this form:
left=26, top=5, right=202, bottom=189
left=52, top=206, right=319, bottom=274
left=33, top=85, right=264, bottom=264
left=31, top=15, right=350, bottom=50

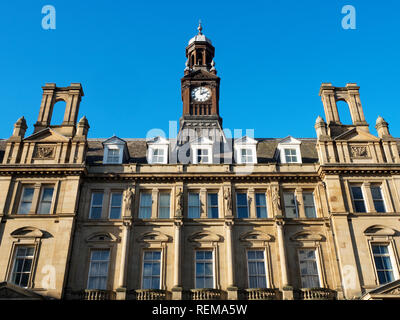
left=0, top=24, right=400, bottom=300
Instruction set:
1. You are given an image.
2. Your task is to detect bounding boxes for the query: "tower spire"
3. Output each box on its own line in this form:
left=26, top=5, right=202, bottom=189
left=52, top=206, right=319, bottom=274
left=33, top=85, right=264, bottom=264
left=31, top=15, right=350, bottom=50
left=198, top=19, right=203, bottom=34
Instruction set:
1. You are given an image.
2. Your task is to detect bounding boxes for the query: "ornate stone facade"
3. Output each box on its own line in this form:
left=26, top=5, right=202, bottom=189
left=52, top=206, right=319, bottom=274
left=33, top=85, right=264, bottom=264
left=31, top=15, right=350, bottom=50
left=0, top=25, right=400, bottom=301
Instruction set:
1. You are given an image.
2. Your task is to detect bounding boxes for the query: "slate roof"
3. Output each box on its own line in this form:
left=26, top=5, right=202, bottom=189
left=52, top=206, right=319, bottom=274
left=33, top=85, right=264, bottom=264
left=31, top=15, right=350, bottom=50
left=0, top=138, right=398, bottom=165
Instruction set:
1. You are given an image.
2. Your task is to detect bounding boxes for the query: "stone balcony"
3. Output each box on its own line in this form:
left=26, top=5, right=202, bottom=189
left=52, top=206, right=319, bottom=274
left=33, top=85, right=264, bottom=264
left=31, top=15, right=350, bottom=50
left=134, top=289, right=169, bottom=300
left=80, top=289, right=116, bottom=300
left=240, top=288, right=282, bottom=300
left=188, top=289, right=225, bottom=300
left=296, top=288, right=337, bottom=300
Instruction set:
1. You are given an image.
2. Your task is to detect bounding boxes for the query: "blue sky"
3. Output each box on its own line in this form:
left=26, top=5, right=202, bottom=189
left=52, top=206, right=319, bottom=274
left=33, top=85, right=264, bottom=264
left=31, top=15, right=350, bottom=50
left=0, top=0, right=399, bottom=139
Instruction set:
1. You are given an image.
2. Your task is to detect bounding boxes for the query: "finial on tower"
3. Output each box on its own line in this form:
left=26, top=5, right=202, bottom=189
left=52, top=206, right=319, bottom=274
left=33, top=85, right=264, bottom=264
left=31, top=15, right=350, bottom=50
left=198, top=20, right=203, bottom=34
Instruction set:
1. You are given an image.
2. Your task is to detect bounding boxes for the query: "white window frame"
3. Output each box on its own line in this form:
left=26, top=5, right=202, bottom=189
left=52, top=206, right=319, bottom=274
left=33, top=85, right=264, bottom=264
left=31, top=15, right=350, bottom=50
left=103, top=145, right=123, bottom=164
left=236, top=192, right=249, bottom=218
left=297, top=248, right=322, bottom=289
left=234, top=136, right=258, bottom=164
left=147, top=136, right=169, bottom=164
left=37, top=185, right=55, bottom=215
left=18, top=186, right=35, bottom=214
left=370, top=185, right=386, bottom=213
left=86, top=249, right=111, bottom=290
left=283, top=191, right=298, bottom=218
left=369, top=242, right=399, bottom=285
left=108, top=192, right=123, bottom=219
left=9, top=246, right=36, bottom=288
left=89, top=192, right=104, bottom=219
left=190, top=137, right=213, bottom=164
left=246, top=249, right=268, bottom=288
left=276, top=136, right=302, bottom=164
left=141, top=250, right=162, bottom=289
left=194, top=249, right=215, bottom=289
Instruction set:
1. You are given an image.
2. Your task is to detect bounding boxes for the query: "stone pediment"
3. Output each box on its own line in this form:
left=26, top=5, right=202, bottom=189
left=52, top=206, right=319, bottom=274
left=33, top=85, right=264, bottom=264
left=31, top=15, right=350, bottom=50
left=86, top=232, right=119, bottom=243
left=290, top=231, right=325, bottom=242
left=364, top=225, right=396, bottom=236
left=333, top=128, right=380, bottom=142
left=137, top=231, right=171, bottom=244
left=11, top=226, right=44, bottom=239
left=24, top=128, right=70, bottom=142
left=239, top=231, right=273, bottom=242
left=182, top=69, right=219, bottom=80
left=102, top=135, right=127, bottom=146
left=362, top=279, right=400, bottom=300
left=0, top=282, right=44, bottom=300
left=188, top=231, right=222, bottom=243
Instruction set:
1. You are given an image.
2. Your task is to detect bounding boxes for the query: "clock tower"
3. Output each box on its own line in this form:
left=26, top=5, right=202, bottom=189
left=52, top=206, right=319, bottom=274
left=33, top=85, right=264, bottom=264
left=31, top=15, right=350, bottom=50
left=178, top=23, right=224, bottom=144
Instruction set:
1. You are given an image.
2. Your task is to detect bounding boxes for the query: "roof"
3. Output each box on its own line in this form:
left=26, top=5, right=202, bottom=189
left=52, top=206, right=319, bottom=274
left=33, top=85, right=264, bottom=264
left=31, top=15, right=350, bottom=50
left=85, top=138, right=319, bottom=165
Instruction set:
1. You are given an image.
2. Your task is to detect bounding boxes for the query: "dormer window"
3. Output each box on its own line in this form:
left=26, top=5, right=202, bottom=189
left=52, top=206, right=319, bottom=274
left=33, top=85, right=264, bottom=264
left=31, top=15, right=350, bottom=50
left=147, top=136, right=169, bottom=164
left=276, top=136, right=302, bottom=164
left=284, top=148, right=298, bottom=163
left=152, top=148, right=165, bottom=164
left=197, top=149, right=209, bottom=163
left=190, top=137, right=213, bottom=164
left=241, top=148, right=254, bottom=163
left=234, top=136, right=258, bottom=164
left=106, top=147, right=120, bottom=164
left=102, top=136, right=128, bottom=165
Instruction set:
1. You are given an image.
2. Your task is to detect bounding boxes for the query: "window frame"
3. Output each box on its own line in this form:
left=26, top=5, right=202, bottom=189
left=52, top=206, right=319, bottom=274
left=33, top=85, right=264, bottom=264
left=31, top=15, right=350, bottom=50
left=108, top=191, right=123, bottom=219
left=350, top=185, right=367, bottom=213
left=138, top=192, right=152, bottom=219
left=368, top=242, right=399, bottom=285
left=370, top=185, right=386, bottom=213
left=207, top=193, right=219, bottom=219
left=283, top=191, right=298, bottom=218
left=9, top=245, right=36, bottom=288
left=236, top=192, right=249, bottom=218
left=89, top=191, right=104, bottom=219
left=303, top=191, right=317, bottom=218
left=297, top=248, right=322, bottom=289
left=141, top=250, right=162, bottom=290
left=86, top=249, right=111, bottom=290
left=194, top=250, right=215, bottom=289
left=18, top=186, right=35, bottom=215
left=255, top=192, right=268, bottom=218
left=188, top=192, right=201, bottom=218
left=158, top=192, right=171, bottom=219
left=246, top=249, right=268, bottom=288
left=284, top=148, right=298, bottom=163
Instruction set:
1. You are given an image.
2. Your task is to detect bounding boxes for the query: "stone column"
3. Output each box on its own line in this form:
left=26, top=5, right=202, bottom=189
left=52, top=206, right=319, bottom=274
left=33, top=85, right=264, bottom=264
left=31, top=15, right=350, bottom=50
left=248, top=188, right=256, bottom=218
left=151, top=188, right=158, bottom=219
left=295, top=188, right=305, bottom=218
left=225, top=219, right=237, bottom=299
left=172, top=219, right=183, bottom=300
left=276, top=219, right=292, bottom=299
left=116, top=221, right=131, bottom=300
left=200, top=188, right=207, bottom=218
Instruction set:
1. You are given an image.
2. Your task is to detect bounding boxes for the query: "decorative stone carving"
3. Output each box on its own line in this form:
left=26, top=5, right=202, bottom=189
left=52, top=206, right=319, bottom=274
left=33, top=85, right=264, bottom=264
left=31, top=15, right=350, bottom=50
left=34, top=145, right=55, bottom=159
left=123, top=185, right=135, bottom=215
left=176, top=188, right=183, bottom=217
left=224, top=188, right=232, bottom=216
left=272, top=186, right=281, bottom=214
left=350, top=146, right=369, bottom=158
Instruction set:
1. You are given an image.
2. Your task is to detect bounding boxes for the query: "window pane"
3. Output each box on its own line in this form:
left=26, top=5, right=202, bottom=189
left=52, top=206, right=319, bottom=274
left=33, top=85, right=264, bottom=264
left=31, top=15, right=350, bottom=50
left=88, top=250, right=109, bottom=290
left=298, top=249, right=320, bottom=288
left=92, top=193, right=103, bottom=206
left=303, top=193, right=316, bottom=218
left=255, top=193, right=266, bottom=206
left=19, top=202, right=32, bottom=215
left=372, top=245, right=394, bottom=285
left=207, top=193, right=219, bottom=218
left=256, top=193, right=267, bottom=218
left=247, top=250, right=266, bottom=288
left=283, top=192, right=298, bottom=218
left=19, top=188, right=34, bottom=214
left=351, top=186, right=366, bottom=212
left=236, top=193, right=247, bottom=206
left=139, top=193, right=152, bottom=218
left=142, top=251, right=161, bottom=289
left=236, top=193, right=249, bottom=218
left=188, top=193, right=200, bottom=218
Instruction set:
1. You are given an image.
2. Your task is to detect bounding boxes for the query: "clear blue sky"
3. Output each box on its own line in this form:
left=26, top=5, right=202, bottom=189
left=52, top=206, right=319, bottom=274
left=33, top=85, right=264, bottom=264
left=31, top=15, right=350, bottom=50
left=0, top=0, right=399, bottom=139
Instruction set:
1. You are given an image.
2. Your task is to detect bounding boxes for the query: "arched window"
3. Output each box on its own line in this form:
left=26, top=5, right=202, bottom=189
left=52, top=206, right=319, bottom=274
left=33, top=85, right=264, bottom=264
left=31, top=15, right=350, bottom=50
left=51, top=100, right=66, bottom=125
left=336, top=100, right=353, bottom=125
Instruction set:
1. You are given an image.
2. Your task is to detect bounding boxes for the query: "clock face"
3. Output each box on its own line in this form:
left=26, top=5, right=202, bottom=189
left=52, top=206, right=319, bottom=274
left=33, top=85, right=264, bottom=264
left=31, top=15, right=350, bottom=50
left=191, top=86, right=211, bottom=102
